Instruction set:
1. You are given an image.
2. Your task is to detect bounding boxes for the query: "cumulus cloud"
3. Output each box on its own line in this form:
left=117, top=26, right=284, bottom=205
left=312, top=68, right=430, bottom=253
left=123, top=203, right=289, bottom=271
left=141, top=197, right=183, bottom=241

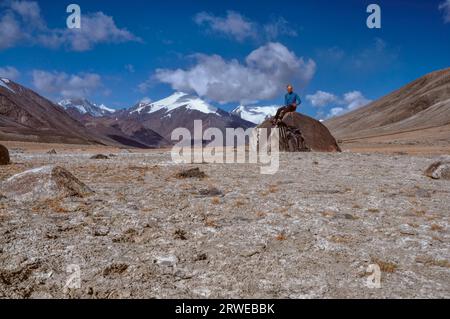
left=307, top=90, right=372, bottom=119
left=0, top=66, right=20, bottom=80
left=32, top=70, right=103, bottom=99
left=152, top=42, right=316, bottom=104
left=0, top=12, right=23, bottom=49
left=194, top=11, right=297, bottom=42
left=439, top=0, right=450, bottom=23
left=306, top=90, right=338, bottom=107
left=0, top=1, right=141, bottom=51
left=194, top=11, right=257, bottom=42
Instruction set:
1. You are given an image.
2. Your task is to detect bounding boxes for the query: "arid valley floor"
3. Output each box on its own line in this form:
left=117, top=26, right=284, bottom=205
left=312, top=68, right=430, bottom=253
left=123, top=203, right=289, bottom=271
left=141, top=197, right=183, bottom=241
left=0, top=142, right=449, bottom=298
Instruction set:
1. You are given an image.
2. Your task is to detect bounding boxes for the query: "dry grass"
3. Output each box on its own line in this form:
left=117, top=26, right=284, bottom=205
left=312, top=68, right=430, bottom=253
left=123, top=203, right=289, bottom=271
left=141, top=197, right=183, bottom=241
left=234, top=199, right=246, bottom=207
left=430, top=224, right=444, bottom=232
left=329, top=235, right=352, bottom=244
left=321, top=210, right=336, bottom=218
left=204, top=218, right=219, bottom=228
left=416, top=257, right=450, bottom=268
left=255, top=211, right=266, bottom=218
left=268, top=185, right=279, bottom=193
left=32, top=199, right=69, bottom=213
left=211, top=197, right=221, bottom=205
left=275, top=233, right=287, bottom=241
left=414, top=210, right=427, bottom=217
left=371, top=257, right=398, bottom=273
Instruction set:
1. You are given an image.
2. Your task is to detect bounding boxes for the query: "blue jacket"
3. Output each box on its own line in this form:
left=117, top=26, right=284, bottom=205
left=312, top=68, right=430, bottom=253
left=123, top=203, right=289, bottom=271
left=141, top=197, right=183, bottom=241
left=285, top=92, right=302, bottom=107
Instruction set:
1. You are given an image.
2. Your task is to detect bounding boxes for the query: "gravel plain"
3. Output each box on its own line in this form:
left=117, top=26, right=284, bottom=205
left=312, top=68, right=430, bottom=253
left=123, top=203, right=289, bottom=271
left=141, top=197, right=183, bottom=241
left=0, top=148, right=449, bottom=299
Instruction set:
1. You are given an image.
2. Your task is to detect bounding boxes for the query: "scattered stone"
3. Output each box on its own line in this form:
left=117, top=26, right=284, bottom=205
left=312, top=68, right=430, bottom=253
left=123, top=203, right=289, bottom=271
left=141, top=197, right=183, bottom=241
left=47, top=149, right=57, bottom=155
left=194, top=253, right=208, bottom=262
left=198, top=187, right=223, bottom=197
left=425, top=160, right=450, bottom=180
left=0, top=166, right=93, bottom=203
left=341, top=213, right=358, bottom=220
left=102, top=263, right=129, bottom=278
left=112, top=228, right=139, bottom=243
left=174, top=229, right=187, bottom=240
left=0, top=144, right=10, bottom=165
left=90, top=154, right=109, bottom=160
left=155, top=255, right=178, bottom=267
left=175, top=167, right=207, bottom=179
left=93, top=226, right=110, bottom=237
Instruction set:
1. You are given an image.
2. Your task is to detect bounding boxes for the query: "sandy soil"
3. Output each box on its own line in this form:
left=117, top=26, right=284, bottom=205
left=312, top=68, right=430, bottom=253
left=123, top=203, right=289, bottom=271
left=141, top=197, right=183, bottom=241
left=0, top=144, right=449, bottom=299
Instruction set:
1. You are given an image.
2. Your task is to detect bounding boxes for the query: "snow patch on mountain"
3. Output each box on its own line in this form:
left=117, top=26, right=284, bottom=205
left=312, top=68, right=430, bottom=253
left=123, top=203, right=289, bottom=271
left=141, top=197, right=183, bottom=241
left=231, top=105, right=279, bottom=124
left=58, top=99, right=115, bottom=117
left=132, top=92, right=219, bottom=116
left=0, top=78, right=16, bottom=93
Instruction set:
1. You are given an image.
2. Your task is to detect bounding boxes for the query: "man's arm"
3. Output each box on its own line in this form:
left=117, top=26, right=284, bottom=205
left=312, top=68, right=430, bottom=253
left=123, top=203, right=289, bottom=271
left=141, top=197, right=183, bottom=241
left=295, top=94, right=302, bottom=107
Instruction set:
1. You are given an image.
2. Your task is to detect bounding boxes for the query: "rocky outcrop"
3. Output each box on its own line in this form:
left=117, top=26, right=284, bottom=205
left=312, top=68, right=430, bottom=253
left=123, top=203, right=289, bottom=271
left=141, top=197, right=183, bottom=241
left=0, top=166, right=93, bottom=203
left=258, top=112, right=341, bottom=152
left=425, top=159, right=450, bottom=180
left=0, top=144, right=10, bottom=165
left=90, top=154, right=109, bottom=160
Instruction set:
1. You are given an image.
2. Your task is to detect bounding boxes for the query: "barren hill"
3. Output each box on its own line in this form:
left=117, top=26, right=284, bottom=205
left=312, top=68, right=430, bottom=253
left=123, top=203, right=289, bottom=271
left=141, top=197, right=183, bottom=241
left=325, top=68, right=450, bottom=149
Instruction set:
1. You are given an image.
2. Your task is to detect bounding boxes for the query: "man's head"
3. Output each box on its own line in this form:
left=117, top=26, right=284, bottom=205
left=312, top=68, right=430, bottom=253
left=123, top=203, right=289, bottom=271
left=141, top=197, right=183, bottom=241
left=286, top=84, right=293, bottom=94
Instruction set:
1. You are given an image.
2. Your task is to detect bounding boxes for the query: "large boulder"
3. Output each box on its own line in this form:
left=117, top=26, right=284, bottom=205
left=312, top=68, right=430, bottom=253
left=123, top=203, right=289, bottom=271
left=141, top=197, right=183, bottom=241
left=258, top=112, right=341, bottom=152
left=0, top=165, right=93, bottom=203
left=425, top=159, right=450, bottom=180
left=0, top=144, right=10, bottom=165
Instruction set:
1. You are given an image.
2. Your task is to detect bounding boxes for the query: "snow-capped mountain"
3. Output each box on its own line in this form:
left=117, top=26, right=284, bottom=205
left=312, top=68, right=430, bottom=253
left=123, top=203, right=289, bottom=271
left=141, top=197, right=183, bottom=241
left=0, top=78, right=16, bottom=93
left=58, top=98, right=115, bottom=117
left=130, top=92, right=219, bottom=116
left=231, top=105, right=279, bottom=125
left=121, top=92, right=255, bottom=140
left=0, top=78, right=104, bottom=144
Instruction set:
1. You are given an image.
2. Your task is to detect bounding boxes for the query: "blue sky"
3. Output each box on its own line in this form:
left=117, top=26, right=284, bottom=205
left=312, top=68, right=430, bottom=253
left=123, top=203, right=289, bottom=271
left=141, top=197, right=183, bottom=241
left=0, top=0, right=449, bottom=118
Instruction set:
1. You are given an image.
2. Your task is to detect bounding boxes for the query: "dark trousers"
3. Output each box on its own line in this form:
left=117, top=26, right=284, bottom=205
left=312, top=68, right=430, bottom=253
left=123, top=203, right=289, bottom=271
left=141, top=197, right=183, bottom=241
left=274, top=104, right=297, bottom=121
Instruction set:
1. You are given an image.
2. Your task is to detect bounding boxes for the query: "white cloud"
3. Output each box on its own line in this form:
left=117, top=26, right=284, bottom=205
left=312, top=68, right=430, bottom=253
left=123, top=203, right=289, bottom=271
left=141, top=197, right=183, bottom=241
left=439, top=0, right=450, bottom=23
left=0, top=1, right=141, bottom=51
left=152, top=42, right=316, bottom=104
left=10, top=0, right=45, bottom=28
left=343, top=91, right=371, bottom=111
left=328, top=107, right=346, bottom=118
left=306, top=90, right=338, bottom=107
left=306, top=89, right=372, bottom=119
left=0, top=12, right=23, bottom=49
left=194, top=11, right=257, bottom=42
left=32, top=70, right=103, bottom=99
left=0, top=66, right=20, bottom=80
left=194, top=11, right=297, bottom=42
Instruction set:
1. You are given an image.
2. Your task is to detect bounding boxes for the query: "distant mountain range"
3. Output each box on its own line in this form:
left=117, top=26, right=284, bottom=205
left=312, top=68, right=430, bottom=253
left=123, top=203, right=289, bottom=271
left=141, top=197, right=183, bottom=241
left=58, top=98, right=115, bottom=118
left=2, top=67, right=450, bottom=149
left=0, top=78, right=101, bottom=145
left=0, top=79, right=254, bottom=148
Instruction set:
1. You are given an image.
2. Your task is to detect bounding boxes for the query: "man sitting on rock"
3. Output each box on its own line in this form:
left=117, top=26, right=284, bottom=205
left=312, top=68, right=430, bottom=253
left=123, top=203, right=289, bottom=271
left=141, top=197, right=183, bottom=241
left=272, top=84, right=302, bottom=125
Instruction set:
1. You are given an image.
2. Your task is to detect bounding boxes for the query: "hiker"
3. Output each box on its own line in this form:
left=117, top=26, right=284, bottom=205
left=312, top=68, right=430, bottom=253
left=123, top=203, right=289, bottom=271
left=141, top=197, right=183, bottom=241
left=272, top=84, right=302, bottom=125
